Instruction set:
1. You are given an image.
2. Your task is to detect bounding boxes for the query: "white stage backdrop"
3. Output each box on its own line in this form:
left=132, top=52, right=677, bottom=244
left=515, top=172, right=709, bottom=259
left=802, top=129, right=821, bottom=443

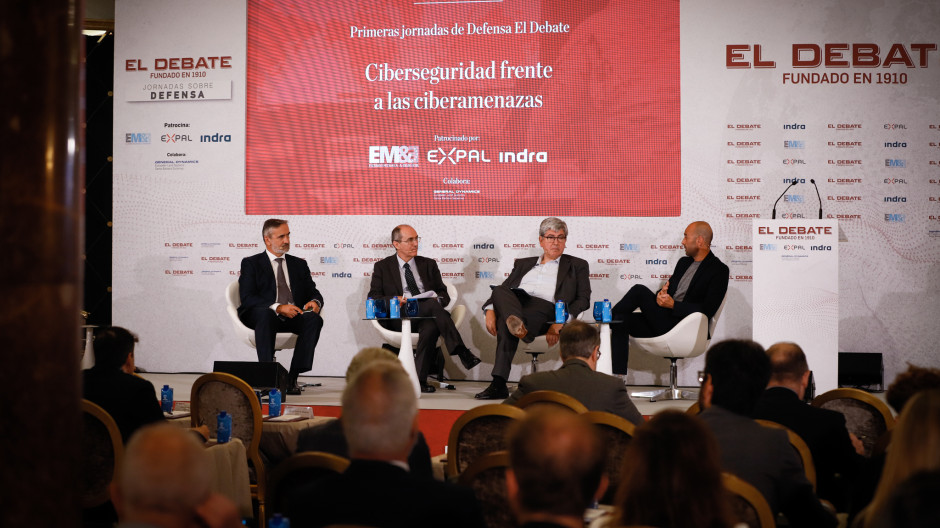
left=113, top=0, right=940, bottom=386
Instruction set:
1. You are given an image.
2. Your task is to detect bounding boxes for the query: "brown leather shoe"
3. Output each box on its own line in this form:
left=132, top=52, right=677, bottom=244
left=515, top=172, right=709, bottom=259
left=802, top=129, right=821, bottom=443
left=506, top=315, right=528, bottom=339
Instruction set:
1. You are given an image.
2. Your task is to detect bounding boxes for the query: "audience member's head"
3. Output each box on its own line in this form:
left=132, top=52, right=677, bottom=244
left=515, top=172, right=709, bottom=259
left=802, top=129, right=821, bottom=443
left=614, top=410, right=734, bottom=528
left=865, top=389, right=940, bottom=527
left=886, top=364, right=940, bottom=413
left=93, top=326, right=138, bottom=372
left=507, top=410, right=606, bottom=525
left=766, top=342, right=811, bottom=397
left=341, top=360, right=418, bottom=461
left=872, top=470, right=940, bottom=528
left=559, top=320, right=600, bottom=363
left=345, top=347, right=398, bottom=381
left=701, top=339, right=770, bottom=416
left=111, top=423, right=238, bottom=528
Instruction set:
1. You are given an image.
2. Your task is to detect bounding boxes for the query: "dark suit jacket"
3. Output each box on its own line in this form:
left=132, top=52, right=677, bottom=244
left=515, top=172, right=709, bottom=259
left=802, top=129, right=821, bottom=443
left=296, top=417, right=433, bottom=480
left=285, top=459, right=486, bottom=528
left=82, top=366, right=165, bottom=443
left=700, top=405, right=836, bottom=527
left=485, top=254, right=591, bottom=316
left=368, top=254, right=450, bottom=308
left=503, top=359, right=643, bottom=425
left=237, top=251, right=323, bottom=317
left=667, top=251, right=729, bottom=325
left=754, top=386, right=862, bottom=507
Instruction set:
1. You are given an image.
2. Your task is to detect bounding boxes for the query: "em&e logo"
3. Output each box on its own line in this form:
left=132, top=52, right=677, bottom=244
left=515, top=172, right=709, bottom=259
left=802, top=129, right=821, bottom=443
left=126, top=132, right=150, bottom=144
left=369, top=146, right=419, bottom=166
left=759, top=244, right=777, bottom=251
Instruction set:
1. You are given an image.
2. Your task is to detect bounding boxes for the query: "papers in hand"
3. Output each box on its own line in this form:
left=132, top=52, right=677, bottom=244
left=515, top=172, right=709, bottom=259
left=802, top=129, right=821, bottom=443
left=404, top=291, right=437, bottom=300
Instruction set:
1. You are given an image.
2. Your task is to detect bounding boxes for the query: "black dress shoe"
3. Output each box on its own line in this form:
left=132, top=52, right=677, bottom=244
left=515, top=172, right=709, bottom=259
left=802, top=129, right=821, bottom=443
left=286, top=382, right=303, bottom=396
left=456, top=348, right=482, bottom=370
left=420, top=383, right=436, bottom=393
left=474, top=382, right=508, bottom=400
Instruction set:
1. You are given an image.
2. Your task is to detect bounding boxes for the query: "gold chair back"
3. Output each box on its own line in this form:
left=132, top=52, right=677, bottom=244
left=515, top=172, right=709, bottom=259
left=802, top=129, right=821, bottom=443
left=81, top=399, right=124, bottom=508
left=267, top=451, right=350, bottom=514
left=811, top=388, right=895, bottom=457
left=583, top=410, right=636, bottom=502
left=513, top=390, right=589, bottom=414
left=722, top=472, right=775, bottom=528
left=755, top=419, right=817, bottom=492
left=457, top=450, right=516, bottom=528
left=446, top=403, right=525, bottom=478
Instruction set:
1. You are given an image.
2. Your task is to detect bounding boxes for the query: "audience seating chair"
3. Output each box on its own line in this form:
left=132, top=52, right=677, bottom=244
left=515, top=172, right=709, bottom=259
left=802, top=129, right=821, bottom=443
left=457, top=450, right=515, bottom=528
left=686, top=401, right=702, bottom=415
left=446, top=403, right=526, bottom=478
left=723, top=472, right=775, bottom=528
left=204, top=438, right=253, bottom=519
left=191, top=372, right=266, bottom=527
left=583, top=410, right=636, bottom=503
left=267, top=451, right=350, bottom=516
left=512, top=390, right=589, bottom=414
left=755, top=419, right=817, bottom=492
left=370, top=281, right=466, bottom=386
left=226, top=280, right=298, bottom=354
left=81, top=399, right=124, bottom=509
left=630, top=294, right=727, bottom=402
left=811, top=387, right=895, bottom=457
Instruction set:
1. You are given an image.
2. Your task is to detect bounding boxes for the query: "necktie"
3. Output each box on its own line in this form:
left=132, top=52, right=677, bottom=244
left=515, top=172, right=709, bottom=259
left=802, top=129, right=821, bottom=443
left=403, top=262, right=420, bottom=296
left=275, top=258, right=293, bottom=305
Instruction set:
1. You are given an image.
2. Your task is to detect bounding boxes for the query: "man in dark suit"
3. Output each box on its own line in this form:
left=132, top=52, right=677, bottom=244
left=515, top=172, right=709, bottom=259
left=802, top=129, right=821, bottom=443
left=507, top=408, right=607, bottom=528
left=698, top=339, right=836, bottom=527
left=82, top=326, right=165, bottom=443
left=610, top=221, right=729, bottom=376
left=477, top=217, right=591, bottom=399
left=237, top=218, right=324, bottom=394
left=285, top=360, right=485, bottom=528
left=504, top=320, right=643, bottom=425
left=368, top=224, right=480, bottom=392
left=754, top=342, right=864, bottom=510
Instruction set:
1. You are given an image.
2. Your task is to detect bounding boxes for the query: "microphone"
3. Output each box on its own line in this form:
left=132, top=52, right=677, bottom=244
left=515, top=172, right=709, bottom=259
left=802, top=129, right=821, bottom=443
left=772, top=180, right=798, bottom=219
left=810, top=179, right=822, bottom=219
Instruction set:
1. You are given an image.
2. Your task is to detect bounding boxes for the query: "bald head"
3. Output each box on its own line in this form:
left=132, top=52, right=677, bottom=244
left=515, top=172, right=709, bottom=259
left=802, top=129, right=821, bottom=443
left=682, top=222, right=713, bottom=260
left=112, top=424, right=211, bottom=523
left=766, top=342, right=811, bottom=397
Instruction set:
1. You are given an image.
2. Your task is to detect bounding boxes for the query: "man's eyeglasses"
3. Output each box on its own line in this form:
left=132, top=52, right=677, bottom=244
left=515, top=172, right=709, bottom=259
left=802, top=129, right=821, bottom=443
left=542, top=235, right=567, bottom=242
left=396, top=237, right=421, bottom=244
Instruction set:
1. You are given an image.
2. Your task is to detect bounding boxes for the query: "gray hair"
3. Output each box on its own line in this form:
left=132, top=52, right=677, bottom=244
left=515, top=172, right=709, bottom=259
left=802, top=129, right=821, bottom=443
left=559, top=320, right=600, bottom=360
left=262, top=218, right=288, bottom=239
left=342, top=360, right=418, bottom=457
left=539, top=217, right=568, bottom=237
left=117, top=424, right=211, bottom=517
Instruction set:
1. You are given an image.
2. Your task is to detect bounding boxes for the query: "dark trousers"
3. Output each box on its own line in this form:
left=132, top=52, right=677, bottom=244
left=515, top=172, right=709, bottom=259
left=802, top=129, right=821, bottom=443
left=610, top=285, right=680, bottom=374
left=240, top=307, right=323, bottom=377
left=490, top=285, right=555, bottom=379
left=383, top=299, right=466, bottom=383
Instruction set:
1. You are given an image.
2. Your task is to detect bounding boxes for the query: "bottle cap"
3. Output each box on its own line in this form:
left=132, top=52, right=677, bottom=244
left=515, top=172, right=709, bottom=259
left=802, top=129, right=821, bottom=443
left=163, top=384, right=169, bottom=389
left=219, top=410, right=227, bottom=417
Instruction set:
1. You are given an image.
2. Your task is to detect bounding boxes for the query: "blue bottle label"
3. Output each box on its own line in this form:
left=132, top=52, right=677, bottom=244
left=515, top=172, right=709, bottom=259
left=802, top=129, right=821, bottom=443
left=390, top=296, right=400, bottom=318
left=161, top=386, right=173, bottom=413
left=269, top=388, right=281, bottom=417
left=366, top=298, right=376, bottom=319
left=602, top=299, right=612, bottom=323
left=217, top=412, right=232, bottom=443
left=555, top=300, right=567, bottom=323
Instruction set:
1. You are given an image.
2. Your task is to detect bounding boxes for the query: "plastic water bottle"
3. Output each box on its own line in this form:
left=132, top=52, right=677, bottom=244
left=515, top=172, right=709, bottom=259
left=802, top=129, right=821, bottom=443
left=602, top=299, right=612, bottom=323
left=555, top=300, right=567, bottom=323
left=366, top=297, right=376, bottom=319
left=390, top=296, right=400, bottom=318
left=269, top=513, right=291, bottom=528
left=217, top=411, right=232, bottom=443
left=160, top=384, right=173, bottom=413
left=269, top=388, right=282, bottom=418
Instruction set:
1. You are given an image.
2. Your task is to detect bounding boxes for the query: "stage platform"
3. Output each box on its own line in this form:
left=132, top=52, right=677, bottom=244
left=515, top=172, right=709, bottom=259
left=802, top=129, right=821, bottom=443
left=141, top=372, right=700, bottom=416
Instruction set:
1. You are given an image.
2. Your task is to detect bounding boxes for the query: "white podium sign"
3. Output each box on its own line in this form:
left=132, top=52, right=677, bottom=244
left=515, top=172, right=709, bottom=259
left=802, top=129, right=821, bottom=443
left=753, top=221, right=839, bottom=392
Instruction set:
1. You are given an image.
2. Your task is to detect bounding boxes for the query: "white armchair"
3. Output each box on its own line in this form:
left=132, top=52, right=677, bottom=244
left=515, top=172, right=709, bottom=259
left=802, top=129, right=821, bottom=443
left=630, top=294, right=728, bottom=401
left=225, top=281, right=298, bottom=353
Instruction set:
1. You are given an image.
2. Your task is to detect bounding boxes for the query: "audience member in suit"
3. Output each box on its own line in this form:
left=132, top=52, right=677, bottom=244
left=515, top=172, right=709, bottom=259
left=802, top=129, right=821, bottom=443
left=477, top=217, right=591, bottom=399
left=237, top=218, right=324, bottom=394
left=611, top=410, right=735, bottom=528
left=854, top=389, right=940, bottom=528
left=82, top=326, right=164, bottom=443
left=296, top=347, right=432, bottom=479
left=754, top=342, right=864, bottom=510
left=507, top=409, right=607, bottom=528
left=610, top=221, right=729, bottom=376
left=848, top=364, right=940, bottom=524
left=698, top=339, right=836, bottom=527
left=112, top=424, right=240, bottom=528
left=285, top=360, right=485, bottom=528
left=368, top=224, right=481, bottom=392
left=503, top=320, right=643, bottom=425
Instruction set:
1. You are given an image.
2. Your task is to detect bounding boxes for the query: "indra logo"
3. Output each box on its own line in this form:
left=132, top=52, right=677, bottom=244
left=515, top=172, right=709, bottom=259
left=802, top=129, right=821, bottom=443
left=884, top=142, right=907, bottom=148
left=884, top=196, right=907, bottom=202
left=126, top=132, right=151, bottom=144
left=783, top=123, right=806, bottom=130
left=759, top=244, right=778, bottom=251
left=331, top=272, right=351, bottom=278
left=811, top=245, right=832, bottom=251
left=784, top=141, right=805, bottom=149
left=783, top=178, right=806, bottom=184
left=645, top=259, right=668, bottom=265
left=200, top=133, right=231, bottom=142
left=472, top=243, right=495, bottom=249
left=885, top=159, right=906, bottom=168
left=369, top=146, right=419, bottom=166
left=784, top=195, right=804, bottom=203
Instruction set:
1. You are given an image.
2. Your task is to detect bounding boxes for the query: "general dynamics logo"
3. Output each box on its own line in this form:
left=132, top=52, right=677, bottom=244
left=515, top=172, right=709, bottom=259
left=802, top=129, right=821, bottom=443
left=369, top=146, right=419, bottom=167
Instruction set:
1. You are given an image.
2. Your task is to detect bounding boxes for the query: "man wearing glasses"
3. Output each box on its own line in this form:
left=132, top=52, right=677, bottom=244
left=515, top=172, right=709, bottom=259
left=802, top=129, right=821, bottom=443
left=368, top=225, right=481, bottom=393
left=476, top=217, right=591, bottom=399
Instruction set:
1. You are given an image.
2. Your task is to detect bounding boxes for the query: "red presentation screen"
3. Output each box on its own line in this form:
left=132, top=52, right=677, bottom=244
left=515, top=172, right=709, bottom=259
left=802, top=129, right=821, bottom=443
left=246, top=0, right=680, bottom=216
